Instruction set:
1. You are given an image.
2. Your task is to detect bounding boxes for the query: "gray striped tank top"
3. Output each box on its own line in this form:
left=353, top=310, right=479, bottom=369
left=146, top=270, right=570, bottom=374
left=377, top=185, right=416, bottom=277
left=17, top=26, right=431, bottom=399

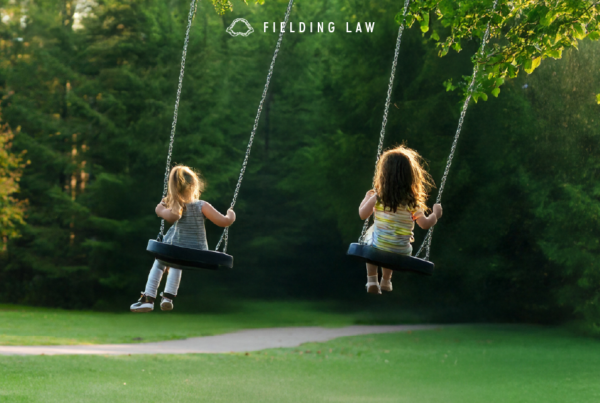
left=163, top=200, right=209, bottom=251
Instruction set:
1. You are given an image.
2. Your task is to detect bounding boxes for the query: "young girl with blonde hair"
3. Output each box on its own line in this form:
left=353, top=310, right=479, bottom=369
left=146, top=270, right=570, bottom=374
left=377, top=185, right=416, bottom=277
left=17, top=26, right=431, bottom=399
left=130, top=165, right=236, bottom=312
left=359, top=145, right=442, bottom=294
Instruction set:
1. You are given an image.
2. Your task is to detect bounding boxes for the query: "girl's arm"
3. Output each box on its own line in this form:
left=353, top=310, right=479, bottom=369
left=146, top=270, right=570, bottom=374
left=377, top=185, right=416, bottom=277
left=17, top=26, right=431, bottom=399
left=202, top=202, right=236, bottom=228
left=359, top=190, right=377, bottom=220
left=156, top=200, right=182, bottom=224
left=416, top=203, right=443, bottom=230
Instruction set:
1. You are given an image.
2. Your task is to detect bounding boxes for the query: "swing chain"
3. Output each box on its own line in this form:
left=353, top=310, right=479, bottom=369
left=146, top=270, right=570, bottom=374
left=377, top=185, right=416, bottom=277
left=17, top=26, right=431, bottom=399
left=158, top=0, right=198, bottom=241
left=416, top=0, right=499, bottom=260
left=215, top=0, right=295, bottom=253
left=358, top=0, right=411, bottom=245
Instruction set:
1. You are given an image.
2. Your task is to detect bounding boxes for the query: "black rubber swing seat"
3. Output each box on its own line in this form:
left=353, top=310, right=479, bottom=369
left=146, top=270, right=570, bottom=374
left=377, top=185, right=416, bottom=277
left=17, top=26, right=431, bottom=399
left=146, top=240, right=234, bottom=271
left=347, top=243, right=434, bottom=276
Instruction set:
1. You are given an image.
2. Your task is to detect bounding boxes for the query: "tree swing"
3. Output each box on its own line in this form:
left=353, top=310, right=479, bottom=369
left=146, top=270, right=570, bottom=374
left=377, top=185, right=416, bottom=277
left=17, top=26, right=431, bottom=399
left=147, top=0, right=295, bottom=271
left=347, top=0, right=499, bottom=276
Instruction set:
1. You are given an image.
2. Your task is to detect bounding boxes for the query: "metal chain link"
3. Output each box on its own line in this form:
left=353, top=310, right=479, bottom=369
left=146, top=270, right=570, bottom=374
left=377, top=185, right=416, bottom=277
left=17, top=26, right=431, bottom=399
left=416, top=0, right=499, bottom=260
left=158, top=0, right=198, bottom=240
left=358, top=0, right=412, bottom=245
left=216, top=0, right=295, bottom=253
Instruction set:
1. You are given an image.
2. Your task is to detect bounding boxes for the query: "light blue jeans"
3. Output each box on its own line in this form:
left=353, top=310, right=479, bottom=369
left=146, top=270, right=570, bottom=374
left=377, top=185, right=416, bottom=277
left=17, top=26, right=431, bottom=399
left=144, top=260, right=182, bottom=298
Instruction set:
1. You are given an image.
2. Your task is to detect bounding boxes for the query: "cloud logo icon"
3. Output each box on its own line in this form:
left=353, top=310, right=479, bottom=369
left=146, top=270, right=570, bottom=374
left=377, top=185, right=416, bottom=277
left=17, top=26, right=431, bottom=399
left=226, top=18, right=254, bottom=37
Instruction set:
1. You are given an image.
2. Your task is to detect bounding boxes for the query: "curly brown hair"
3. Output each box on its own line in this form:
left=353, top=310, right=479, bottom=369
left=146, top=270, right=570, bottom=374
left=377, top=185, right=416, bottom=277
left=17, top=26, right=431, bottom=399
left=164, top=165, right=205, bottom=211
left=374, top=145, right=435, bottom=212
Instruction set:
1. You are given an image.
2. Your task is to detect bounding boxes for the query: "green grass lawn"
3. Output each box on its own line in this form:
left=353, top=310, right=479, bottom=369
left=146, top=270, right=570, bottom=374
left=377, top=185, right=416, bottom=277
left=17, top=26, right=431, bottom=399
left=0, top=301, right=425, bottom=345
left=1, top=325, right=599, bottom=402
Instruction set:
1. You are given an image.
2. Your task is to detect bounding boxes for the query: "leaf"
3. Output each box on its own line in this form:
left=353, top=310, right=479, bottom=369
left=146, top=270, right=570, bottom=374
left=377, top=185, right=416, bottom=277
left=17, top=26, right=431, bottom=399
left=524, top=57, right=541, bottom=74
left=443, top=79, right=456, bottom=92
left=495, top=77, right=505, bottom=87
left=553, top=33, right=563, bottom=45
left=404, top=14, right=416, bottom=28
left=480, top=92, right=488, bottom=102
left=540, top=10, right=554, bottom=27
left=540, top=15, right=552, bottom=27
left=588, top=31, right=600, bottom=41
left=491, top=88, right=500, bottom=97
left=573, top=24, right=586, bottom=40
left=431, top=30, right=440, bottom=41
left=395, top=12, right=407, bottom=26
left=547, top=49, right=563, bottom=59
left=438, top=0, right=454, bottom=17
left=596, top=94, right=600, bottom=105
left=420, top=12, right=430, bottom=33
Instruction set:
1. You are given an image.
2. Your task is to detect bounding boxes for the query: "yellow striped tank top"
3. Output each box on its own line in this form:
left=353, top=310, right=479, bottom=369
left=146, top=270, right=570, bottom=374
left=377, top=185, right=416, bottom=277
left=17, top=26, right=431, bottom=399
left=369, top=201, right=424, bottom=255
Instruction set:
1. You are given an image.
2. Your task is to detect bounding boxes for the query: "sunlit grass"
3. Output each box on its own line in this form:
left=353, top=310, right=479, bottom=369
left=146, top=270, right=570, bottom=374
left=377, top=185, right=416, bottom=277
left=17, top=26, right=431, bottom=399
left=1, top=326, right=599, bottom=402
left=0, top=301, right=424, bottom=345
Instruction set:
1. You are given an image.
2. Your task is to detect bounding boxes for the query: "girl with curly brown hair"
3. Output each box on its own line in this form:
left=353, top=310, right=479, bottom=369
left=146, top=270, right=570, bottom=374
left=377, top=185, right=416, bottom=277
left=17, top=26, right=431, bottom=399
left=358, top=145, right=442, bottom=294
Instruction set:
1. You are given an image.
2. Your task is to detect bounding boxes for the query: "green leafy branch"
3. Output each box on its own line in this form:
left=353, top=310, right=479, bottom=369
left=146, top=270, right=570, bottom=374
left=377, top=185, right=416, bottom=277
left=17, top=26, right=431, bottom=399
left=211, top=0, right=265, bottom=15
left=398, top=0, right=600, bottom=100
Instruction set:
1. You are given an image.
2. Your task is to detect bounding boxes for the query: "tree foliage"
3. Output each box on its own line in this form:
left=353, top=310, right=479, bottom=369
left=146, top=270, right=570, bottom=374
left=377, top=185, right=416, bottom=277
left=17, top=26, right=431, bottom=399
left=211, top=0, right=265, bottom=15
left=402, top=0, right=600, bottom=101
left=0, top=101, right=26, bottom=246
left=0, top=0, right=598, bottom=332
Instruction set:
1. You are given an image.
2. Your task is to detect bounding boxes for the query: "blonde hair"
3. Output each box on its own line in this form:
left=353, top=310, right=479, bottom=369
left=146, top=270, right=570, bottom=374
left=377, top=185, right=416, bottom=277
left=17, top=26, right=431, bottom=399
left=164, top=165, right=204, bottom=211
left=374, top=144, right=435, bottom=212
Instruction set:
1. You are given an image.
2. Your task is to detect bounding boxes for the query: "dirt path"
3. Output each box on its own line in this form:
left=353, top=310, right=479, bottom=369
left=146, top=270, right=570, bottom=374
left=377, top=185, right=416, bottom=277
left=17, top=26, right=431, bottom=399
left=0, top=325, right=439, bottom=356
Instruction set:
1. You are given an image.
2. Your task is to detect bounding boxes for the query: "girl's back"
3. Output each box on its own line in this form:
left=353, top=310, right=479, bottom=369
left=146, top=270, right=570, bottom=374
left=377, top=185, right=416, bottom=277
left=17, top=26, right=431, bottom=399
left=163, top=200, right=208, bottom=251
left=371, top=201, right=423, bottom=254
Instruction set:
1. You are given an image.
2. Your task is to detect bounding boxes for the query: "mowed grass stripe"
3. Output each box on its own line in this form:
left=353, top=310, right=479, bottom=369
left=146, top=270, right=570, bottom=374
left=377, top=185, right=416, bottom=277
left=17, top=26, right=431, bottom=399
left=1, top=326, right=599, bottom=403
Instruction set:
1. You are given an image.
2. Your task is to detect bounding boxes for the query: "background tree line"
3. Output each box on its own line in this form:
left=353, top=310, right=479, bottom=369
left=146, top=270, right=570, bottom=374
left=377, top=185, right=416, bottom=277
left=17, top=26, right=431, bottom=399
left=0, top=0, right=598, bottom=333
